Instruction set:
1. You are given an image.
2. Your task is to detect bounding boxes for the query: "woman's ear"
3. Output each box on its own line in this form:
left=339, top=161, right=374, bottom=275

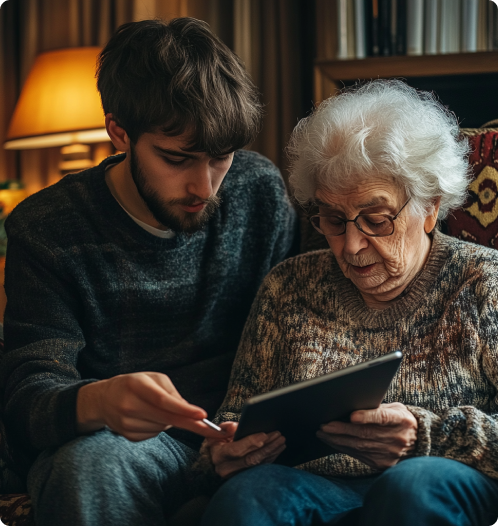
left=105, top=114, right=130, bottom=152
left=424, top=197, right=441, bottom=233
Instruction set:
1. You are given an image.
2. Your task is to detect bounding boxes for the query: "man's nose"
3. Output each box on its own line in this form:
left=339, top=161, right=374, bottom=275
left=343, top=221, right=369, bottom=253
left=187, top=164, right=214, bottom=200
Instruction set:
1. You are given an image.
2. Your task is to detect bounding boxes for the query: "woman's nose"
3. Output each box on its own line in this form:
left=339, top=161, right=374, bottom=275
left=343, top=221, right=369, bottom=253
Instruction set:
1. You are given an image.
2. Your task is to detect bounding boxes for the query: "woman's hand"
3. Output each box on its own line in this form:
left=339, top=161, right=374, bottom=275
left=205, top=422, right=286, bottom=478
left=316, top=402, right=418, bottom=470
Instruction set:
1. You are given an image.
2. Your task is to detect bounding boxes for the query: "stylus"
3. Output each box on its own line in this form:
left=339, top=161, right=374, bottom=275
left=202, top=418, right=224, bottom=432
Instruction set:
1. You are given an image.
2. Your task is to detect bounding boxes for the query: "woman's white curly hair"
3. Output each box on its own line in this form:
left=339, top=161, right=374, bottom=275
left=287, top=79, right=471, bottom=219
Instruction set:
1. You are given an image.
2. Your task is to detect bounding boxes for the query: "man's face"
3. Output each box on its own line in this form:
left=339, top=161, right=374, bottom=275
left=128, top=132, right=234, bottom=234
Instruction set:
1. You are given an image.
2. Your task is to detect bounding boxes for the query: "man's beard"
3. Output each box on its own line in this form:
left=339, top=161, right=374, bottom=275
left=129, top=144, right=221, bottom=234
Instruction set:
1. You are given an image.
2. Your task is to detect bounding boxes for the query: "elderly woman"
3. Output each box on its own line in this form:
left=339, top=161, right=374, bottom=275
left=198, top=80, right=498, bottom=526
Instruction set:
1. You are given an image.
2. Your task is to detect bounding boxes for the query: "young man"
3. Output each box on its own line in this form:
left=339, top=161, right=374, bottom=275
left=1, top=18, right=298, bottom=525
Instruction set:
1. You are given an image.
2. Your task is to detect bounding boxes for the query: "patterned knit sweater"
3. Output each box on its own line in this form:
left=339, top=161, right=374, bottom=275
left=1, top=150, right=298, bottom=460
left=214, top=230, right=498, bottom=480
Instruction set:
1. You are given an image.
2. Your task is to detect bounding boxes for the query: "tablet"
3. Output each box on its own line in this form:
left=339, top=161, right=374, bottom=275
left=233, top=351, right=403, bottom=467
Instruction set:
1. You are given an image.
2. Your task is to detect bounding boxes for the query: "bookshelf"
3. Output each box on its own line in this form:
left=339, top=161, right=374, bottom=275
left=314, top=0, right=498, bottom=109
left=314, top=51, right=498, bottom=103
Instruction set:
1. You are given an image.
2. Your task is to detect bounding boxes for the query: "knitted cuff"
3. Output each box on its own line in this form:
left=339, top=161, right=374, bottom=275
left=406, top=405, right=436, bottom=457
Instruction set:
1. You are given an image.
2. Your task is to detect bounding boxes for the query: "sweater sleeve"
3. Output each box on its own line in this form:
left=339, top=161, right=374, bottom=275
left=407, top=285, right=498, bottom=480
left=270, top=184, right=300, bottom=266
left=1, top=233, right=96, bottom=456
left=213, top=269, right=284, bottom=425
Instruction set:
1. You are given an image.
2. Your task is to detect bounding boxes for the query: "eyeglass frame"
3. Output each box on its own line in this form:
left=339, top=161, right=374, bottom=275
left=309, top=198, right=412, bottom=238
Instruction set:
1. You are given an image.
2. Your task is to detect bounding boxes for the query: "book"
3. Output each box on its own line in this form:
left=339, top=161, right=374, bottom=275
left=439, top=0, right=461, bottom=53
left=347, top=0, right=356, bottom=58
left=380, top=0, right=392, bottom=55
left=424, top=0, right=438, bottom=55
left=487, top=0, right=495, bottom=51
left=495, top=2, right=498, bottom=51
left=369, top=0, right=380, bottom=56
left=337, top=0, right=349, bottom=59
left=476, top=0, right=488, bottom=51
left=354, top=0, right=367, bottom=58
left=395, top=0, right=407, bottom=54
left=407, top=0, right=424, bottom=55
left=461, top=0, right=478, bottom=52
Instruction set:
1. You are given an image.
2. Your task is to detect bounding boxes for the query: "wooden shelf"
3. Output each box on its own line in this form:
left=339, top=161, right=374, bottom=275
left=314, top=51, right=498, bottom=103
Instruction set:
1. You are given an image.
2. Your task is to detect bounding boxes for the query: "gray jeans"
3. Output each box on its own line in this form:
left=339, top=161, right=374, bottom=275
left=27, top=428, right=199, bottom=526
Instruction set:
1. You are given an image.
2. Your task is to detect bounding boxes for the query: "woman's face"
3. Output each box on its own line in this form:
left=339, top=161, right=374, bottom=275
left=315, top=180, right=438, bottom=307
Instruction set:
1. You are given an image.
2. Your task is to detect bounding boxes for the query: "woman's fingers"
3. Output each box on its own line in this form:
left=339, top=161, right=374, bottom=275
left=262, top=443, right=287, bottom=465
left=219, top=422, right=238, bottom=434
left=211, top=431, right=285, bottom=478
left=321, top=421, right=404, bottom=440
left=215, top=432, right=269, bottom=460
left=244, top=435, right=286, bottom=467
left=349, top=402, right=416, bottom=426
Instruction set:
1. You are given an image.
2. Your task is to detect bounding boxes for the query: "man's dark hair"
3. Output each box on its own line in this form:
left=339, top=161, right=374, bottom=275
left=97, top=18, right=263, bottom=155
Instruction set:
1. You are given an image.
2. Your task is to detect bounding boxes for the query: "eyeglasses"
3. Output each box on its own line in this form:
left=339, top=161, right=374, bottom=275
left=309, top=198, right=411, bottom=237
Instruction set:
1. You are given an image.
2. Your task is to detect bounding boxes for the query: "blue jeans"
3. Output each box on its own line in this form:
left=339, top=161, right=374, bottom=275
left=27, top=428, right=199, bottom=526
left=201, top=457, right=498, bottom=526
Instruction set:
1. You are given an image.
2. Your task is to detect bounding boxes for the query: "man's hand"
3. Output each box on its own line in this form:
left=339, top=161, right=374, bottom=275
left=204, top=422, right=286, bottom=478
left=77, top=372, right=224, bottom=441
left=316, top=402, right=418, bottom=470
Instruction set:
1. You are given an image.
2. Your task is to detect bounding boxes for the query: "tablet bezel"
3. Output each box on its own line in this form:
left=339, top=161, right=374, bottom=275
left=233, top=351, right=403, bottom=466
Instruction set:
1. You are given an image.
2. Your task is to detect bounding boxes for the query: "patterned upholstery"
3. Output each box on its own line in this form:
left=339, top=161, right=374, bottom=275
left=0, top=495, right=33, bottom=526
left=0, top=336, right=34, bottom=526
left=447, top=124, right=498, bottom=245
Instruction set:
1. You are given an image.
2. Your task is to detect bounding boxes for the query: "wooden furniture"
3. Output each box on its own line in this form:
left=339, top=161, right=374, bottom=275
left=313, top=0, right=498, bottom=104
left=314, top=51, right=498, bottom=103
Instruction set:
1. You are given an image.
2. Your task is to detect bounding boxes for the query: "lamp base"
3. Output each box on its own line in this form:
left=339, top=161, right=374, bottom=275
left=59, top=144, right=93, bottom=175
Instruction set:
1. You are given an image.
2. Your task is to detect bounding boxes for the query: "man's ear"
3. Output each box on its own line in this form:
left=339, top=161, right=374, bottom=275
left=424, top=196, right=441, bottom=234
left=105, top=114, right=130, bottom=152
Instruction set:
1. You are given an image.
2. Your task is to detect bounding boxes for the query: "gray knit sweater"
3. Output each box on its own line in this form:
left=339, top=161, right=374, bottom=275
left=1, top=150, right=298, bottom=459
left=214, top=230, right=498, bottom=480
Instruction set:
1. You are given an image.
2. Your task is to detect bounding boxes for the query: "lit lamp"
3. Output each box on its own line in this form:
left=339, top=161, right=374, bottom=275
left=3, top=47, right=110, bottom=173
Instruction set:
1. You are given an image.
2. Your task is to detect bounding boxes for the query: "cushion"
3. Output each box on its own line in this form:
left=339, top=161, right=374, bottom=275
left=0, top=494, right=33, bottom=526
left=446, top=125, right=498, bottom=246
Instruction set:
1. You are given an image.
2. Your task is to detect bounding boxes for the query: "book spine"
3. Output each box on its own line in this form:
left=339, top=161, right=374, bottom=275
left=439, top=0, right=461, bottom=53
left=476, top=0, right=487, bottom=51
left=371, top=0, right=380, bottom=56
left=439, top=0, right=449, bottom=53
left=461, top=0, right=478, bottom=52
left=390, top=0, right=398, bottom=53
left=407, top=0, right=424, bottom=55
left=347, top=0, right=356, bottom=58
left=355, top=0, right=367, bottom=58
left=450, top=0, right=461, bottom=53
left=380, top=0, right=392, bottom=55
left=396, top=0, right=407, bottom=54
left=337, top=0, right=349, bottom=59
left=488, top=0, right=495, bottom=51
left=424, top=0, right=438, bottom=54
left=495, top=1, right=498, bottom=50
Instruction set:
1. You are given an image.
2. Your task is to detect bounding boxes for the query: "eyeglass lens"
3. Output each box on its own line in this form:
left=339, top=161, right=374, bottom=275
left=311, top=215, right=394, bottom=236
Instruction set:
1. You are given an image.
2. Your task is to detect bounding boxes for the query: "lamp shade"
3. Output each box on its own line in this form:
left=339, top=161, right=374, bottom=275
left=4, top=47, right=109, bottom=149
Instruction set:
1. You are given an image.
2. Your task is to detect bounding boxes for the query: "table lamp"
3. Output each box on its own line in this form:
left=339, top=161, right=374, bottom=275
left=3, top=47, right=110, bottom=173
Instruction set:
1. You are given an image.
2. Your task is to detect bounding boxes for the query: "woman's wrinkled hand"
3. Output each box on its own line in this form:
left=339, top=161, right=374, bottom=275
left=316, top=402, right=418, bottom=470
left=204, top=422, right=286, bottom=478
